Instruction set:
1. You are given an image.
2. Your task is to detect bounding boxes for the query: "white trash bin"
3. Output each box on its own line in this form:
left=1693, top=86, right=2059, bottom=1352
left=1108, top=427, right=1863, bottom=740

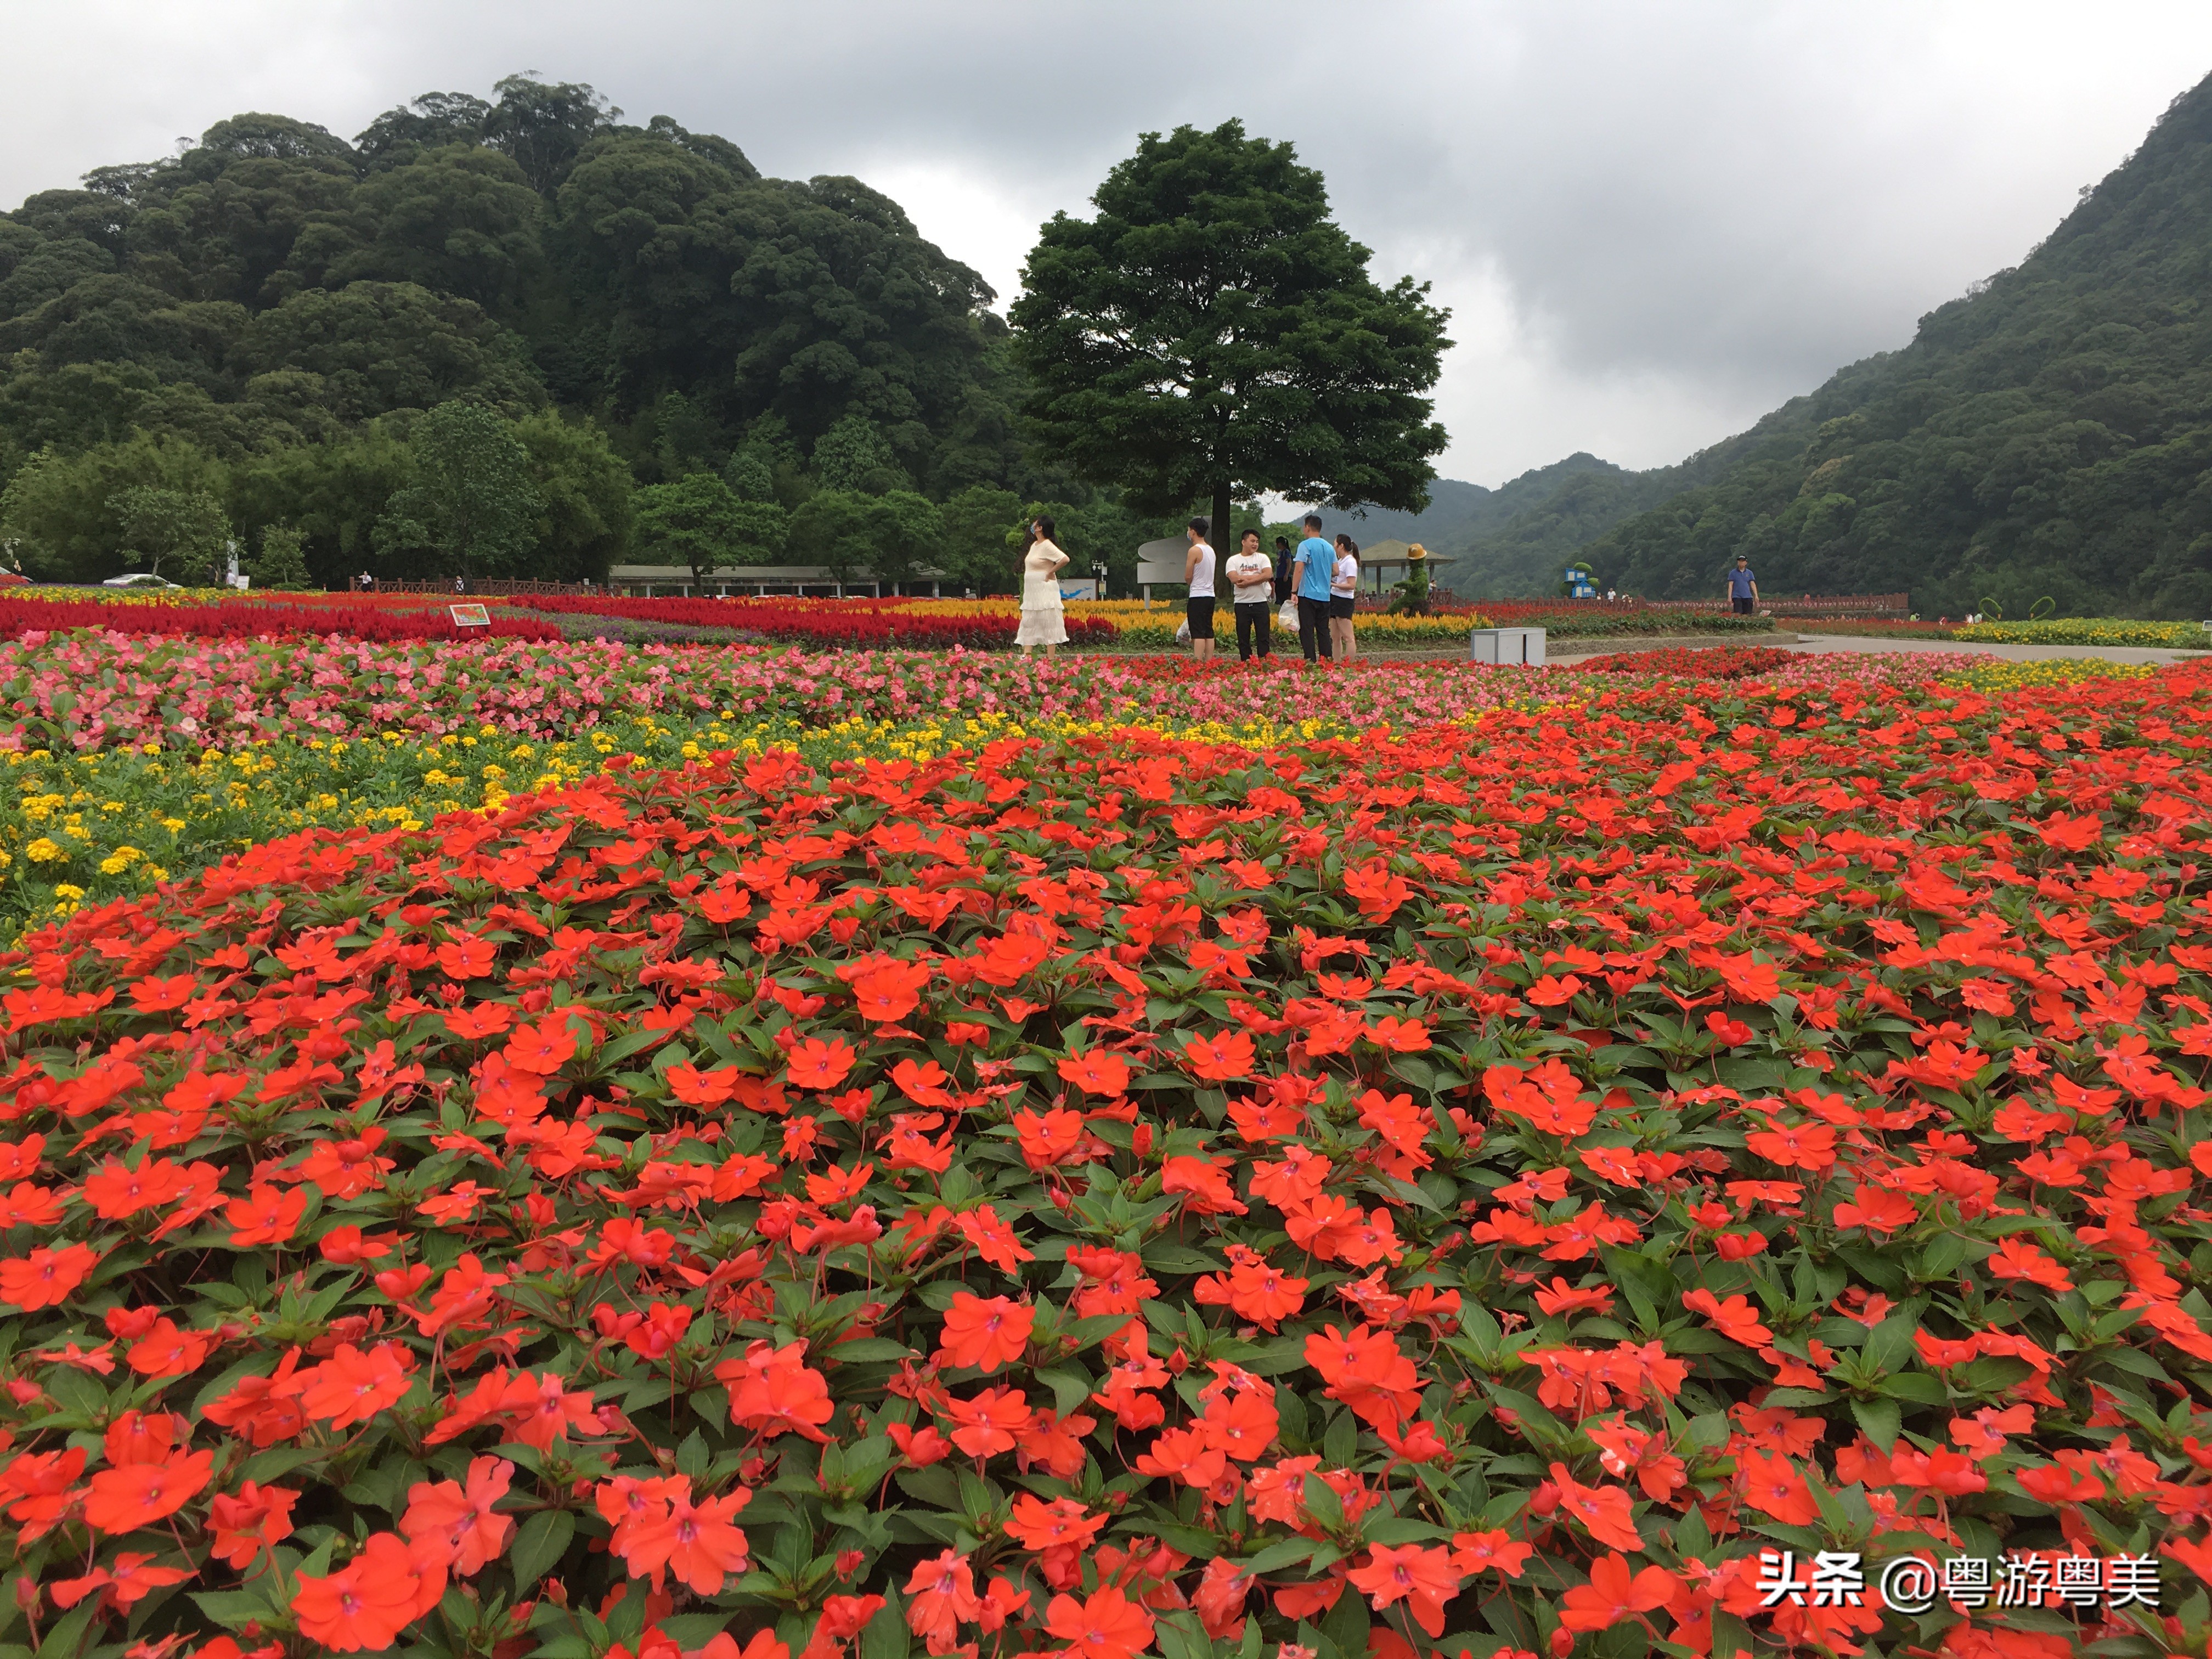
left=1469, top=627, right=1546, bottom=665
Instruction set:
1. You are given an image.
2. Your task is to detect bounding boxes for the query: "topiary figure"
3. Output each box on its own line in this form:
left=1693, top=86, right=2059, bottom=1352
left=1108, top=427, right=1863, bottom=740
left=1386, top=541, right=1433, bottom=616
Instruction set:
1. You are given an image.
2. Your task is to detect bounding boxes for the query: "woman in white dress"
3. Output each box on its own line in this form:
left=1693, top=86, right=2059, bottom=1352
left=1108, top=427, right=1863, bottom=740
left=1015, top=516, right=1071, bottom=655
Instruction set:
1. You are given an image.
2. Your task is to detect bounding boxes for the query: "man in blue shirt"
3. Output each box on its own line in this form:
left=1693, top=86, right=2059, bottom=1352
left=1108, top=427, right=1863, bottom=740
left=1726, top=557, right=1759, bottom=614
left=1291, top=514, right=1336, bottom=660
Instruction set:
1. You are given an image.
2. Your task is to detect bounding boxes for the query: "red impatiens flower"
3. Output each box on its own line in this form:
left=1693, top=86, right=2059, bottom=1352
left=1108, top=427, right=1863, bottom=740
left=208, top=1481, right=298, bottom=1568
left=1744, top=1120, right=1837, bottom=1171
left=936, top=1293, right=1034, bottom=1373
left=1346, top=1543, right=1461, bottom=1636
left=1560, top=1553, right=1677, bottom=1632
left=788, top=1036, right=857, bottom=1090
left=1831, top=1185, right=1917, bottom=1233
left=1057, top=1048, right=1131, bottom=1097
left=224, top=1183, right=307, bottom=1246
left=1003, top=1494, right=1105, bottom=1553
left=1682, top=1288, right=1774, bottom=1347
left=83, top=1448, right=214, bottom=1534
left=1546, top=1461, right=1644, bottom=1551
left=400, top=1455, right=515, bottom=1575
left=717, top=1338, right=834, bottom=1442
left=614, top=1479, right=753, bottom=1595
left=1044, top=1583, right=1155, bottom=1659
left=0, top=1241, right=100, bottom=1309
left=294, top=1531, right=447, bottom=1651
left=1987, top=1235, right=2073, bottom=1292
left=298, top=1341, right=414, bottom=1427
left=1181, top=1030, right=1254, bottom=1081
left=942, top=1387, right=1032, bottom=1459
left=1737, top=1448, right=1820, bottom=1525
left=905, top=1549, right=981, bottom=1655
left=51, top=1551, right=194, bottom=1611
left=1485, top=1059, right=1597, bottom=1138
left=1449, top=1528, right=1532, bottom=1579
left=1215, top=1251, right=1307, bottom=1331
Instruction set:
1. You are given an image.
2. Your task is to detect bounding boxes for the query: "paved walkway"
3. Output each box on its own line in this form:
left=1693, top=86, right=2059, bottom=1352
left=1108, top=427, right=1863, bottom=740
left=1786, top=633, right=2209, bottom=665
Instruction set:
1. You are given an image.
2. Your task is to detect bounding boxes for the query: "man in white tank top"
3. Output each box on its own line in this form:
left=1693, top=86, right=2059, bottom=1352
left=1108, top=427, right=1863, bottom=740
left=1183, top=515, right=1217, bottom=662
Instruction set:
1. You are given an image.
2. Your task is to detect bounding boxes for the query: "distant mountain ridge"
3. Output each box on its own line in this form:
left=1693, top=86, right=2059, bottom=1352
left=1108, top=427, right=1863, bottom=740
left=1308, top=453, right=1666, bottom=593
left=1565, top=70, right=2212, bottom=616
left=1361, top=70, right=2212, bottom=612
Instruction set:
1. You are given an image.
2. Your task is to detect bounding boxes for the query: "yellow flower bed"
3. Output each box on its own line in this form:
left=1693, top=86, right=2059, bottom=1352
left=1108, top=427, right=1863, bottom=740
left=1940, top=658, right=2157, bottom=691
left=0, top=725, right=649, bottom=929
left=1954, top=617, right=2212, bottom=648
left=887, top=596, right=1485, bottom=648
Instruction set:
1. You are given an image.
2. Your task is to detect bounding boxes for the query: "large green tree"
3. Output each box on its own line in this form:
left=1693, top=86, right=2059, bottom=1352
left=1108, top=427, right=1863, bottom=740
left=0, top=432, right=225, bottom=580
left=788, top=488, right=943, bottom=590
left=514, top=410, right=633, bottom=582
left=234, top=281, right=543, bottom=422
left=631, top=471, right=785, bottom=586
left=1009, top=120, right=1452, bottom=557
left=114, top=484, right=232, bottom=584
left=373, top=400, right=543, bottom=578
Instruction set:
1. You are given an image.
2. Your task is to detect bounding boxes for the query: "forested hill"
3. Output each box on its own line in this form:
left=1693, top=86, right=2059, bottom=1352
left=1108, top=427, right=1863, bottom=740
left=1313, top=453, right=1620, bottom=547
left=0, top=76, right=1124, bottom=586
left=1568, top=70, right=2212, bottom=617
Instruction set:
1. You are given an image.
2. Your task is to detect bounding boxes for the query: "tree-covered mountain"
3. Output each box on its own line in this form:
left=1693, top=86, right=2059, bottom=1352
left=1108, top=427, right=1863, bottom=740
left=1562, top=71, right=2212, bottom=617
left=1308, top=454, right=1610, bottom=544
left=1324, top=453, right=1682, bottom=595
left=0, top=76, right=1146, bottom=586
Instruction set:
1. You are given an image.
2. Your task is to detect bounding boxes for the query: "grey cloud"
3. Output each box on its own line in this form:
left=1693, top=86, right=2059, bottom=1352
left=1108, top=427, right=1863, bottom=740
left=2, top=1, right=2206, bottom=479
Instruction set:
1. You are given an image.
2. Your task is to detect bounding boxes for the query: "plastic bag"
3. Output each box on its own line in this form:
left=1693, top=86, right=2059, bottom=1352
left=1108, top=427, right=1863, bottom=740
left=1277, top=600, right=1299, bottom=632
left=1175, top=620, right=1191, bottom=645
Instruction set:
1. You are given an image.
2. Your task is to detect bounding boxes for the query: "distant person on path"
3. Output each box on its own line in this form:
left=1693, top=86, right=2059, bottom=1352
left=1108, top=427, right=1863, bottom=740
left=1016, top=516, right=1071, bottom=656
left=1291, top=514, right=1335, bottom=661
left=1226, top=528, right=1274, bottom=661
left=1272, top=535, right=1295, bottom=602
left=1330, top=534, right=1361, bottom=662
left=1726, top=557, right=1759, bottom=614
left=1183, top=516, right=1217, bottom=662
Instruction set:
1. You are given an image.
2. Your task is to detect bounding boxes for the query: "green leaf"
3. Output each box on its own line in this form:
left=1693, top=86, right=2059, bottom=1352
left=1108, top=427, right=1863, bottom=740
left=1142, top=1243, right=1223, bottom=1275
left=1036, top=1367, right=1096, bottom=1419
left=862, top=1589, right=911, bottom=1659
left=187, top=1590, right=275, bottom=1633
left=828, top=1338, right=916, bottom=1364
left=1149, top=1521, right=1224, bottom=1559
left=1302, top=1472, right=1346, bottom=1533
left=1849, top=1395, right=1901, bottom=1454
left=1323, top=1408, right=1358, bottom=1469
left=509, top=1509, right=575, bottom=1589
left=1863, top=1311, right=1919, bottom=1375
left=1241, top=1536, right=1319, bottom=1575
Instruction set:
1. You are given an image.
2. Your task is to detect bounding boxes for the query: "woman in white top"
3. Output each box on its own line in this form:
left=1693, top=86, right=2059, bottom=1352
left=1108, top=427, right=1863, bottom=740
left=1015, top=517, right=1071, bottom=654
left=1329, top=534, right=1361, bottom=662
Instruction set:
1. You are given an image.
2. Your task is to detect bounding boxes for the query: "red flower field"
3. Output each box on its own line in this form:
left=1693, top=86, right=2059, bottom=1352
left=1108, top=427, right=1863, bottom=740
left=2, top=664, right=2210, bottom=1659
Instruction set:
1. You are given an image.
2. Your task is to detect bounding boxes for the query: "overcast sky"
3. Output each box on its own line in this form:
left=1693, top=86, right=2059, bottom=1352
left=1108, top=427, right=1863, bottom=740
left=4, top=2, right=2207, bottom=487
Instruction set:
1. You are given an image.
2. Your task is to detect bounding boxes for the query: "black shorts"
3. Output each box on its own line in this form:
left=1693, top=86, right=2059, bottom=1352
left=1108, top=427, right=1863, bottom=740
left=1328, top=596, right=1355, bottom=619
left=1733, top=595, right=1755, bottom=614
left=1186, top=596, right=1216, bottom=639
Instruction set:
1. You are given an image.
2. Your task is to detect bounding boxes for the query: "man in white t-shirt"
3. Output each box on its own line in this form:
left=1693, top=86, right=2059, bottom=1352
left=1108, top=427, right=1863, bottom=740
left=1224, top=528, right=1274, bottom=661
left=1183, top=516, right=1217, bottom=662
